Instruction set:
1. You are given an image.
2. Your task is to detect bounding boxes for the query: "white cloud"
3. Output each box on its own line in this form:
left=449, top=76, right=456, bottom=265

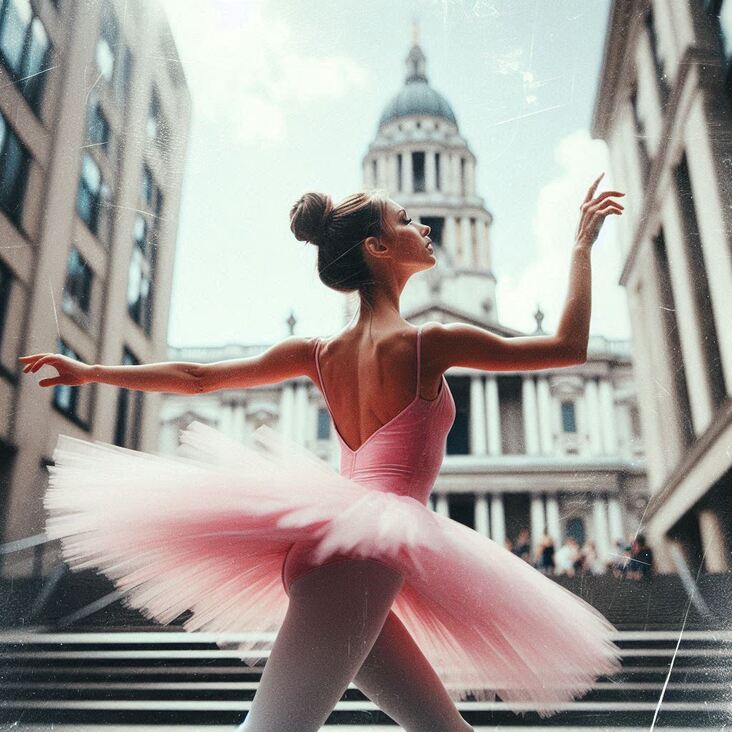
left=161, top=0, right=369, bottom=144
left=496, top=128, right=631, bottom=340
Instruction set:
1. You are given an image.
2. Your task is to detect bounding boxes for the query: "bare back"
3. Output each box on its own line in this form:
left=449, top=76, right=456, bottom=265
left=313, top=325, right=444, bottom=453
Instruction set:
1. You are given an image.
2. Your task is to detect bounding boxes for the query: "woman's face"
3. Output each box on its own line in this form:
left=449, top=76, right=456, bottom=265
left=379, top=199, right=435, bottom=271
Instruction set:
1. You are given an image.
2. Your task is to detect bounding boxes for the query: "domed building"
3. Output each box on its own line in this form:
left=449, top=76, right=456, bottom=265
left=355, top=34, right=501, bottom=328
left=160, top=35, right=650, bottom=571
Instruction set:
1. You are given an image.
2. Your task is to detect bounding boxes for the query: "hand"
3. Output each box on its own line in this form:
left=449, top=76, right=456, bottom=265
left=18, top=352, right=92, bottom=387
left=575, top=172, right=625, bottom=249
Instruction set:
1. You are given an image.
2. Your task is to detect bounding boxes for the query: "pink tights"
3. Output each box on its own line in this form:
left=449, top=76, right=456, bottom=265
left=236, top=558, right=473, bottom=731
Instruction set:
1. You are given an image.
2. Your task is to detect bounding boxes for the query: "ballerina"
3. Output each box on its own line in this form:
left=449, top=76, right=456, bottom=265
left=20, top=172, right=625, bottom=731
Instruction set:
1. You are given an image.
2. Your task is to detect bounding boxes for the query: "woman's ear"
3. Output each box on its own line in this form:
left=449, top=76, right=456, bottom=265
left=363, top=235, right=388, bottom=258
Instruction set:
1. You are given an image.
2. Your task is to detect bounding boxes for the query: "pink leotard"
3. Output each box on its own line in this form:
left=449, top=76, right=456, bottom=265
left=281, top=324, right=456, bottom=594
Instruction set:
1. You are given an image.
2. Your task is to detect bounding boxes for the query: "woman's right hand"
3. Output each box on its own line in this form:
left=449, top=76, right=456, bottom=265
left=575, top=172, right=625, bottom=249
left=18, top=352, right=92, bottom=387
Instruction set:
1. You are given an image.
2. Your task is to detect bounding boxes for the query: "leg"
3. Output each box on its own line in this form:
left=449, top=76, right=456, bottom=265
left=352, top=609, right=474, bottom=732
left=237, top=558, right=404, bottom=731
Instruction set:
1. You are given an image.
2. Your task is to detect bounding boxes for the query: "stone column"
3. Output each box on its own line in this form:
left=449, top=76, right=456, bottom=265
left=592, top=495, right=611, bottom=562
left=477, top=219, right=490, bottom=271
left=444, top=216, right=457, bottom=265
left=469, top=376, right=487, bottom=454
left=452, top=154, right=462, bottom=195
left=280, top=383, right=295, bottom=440
left=389, top=154, right=398, bottom=193
left=598, top=379, right=619, bottom=455
left=425, top=150, right=436, bottom=192
left=521, top=377, right=540, bottom=455
left=584, top=379, right=603, bottom=455
left=536, top=376, right=554, bottom=455
left=607, top=496, right=624, bottom=546
left=233, top=404, right=246, bottom=442
left=436, top=493, right=450, bottom=518
left=443, top=152, right=452, bottom=193
left=474, top=493, right=490, bottom=537
left=460, top=217, right=472, bottom=268
left=466, top=158, right=476, bottom=195
left=530, top=493, right=546, bottom=555
left=545, top=493, right=562, bottom=545
left=490, top=493, right=506, bottom=546
left=684, top=96, right=732, bottom=395
left=402, top=150, right=413, bottom=194
left=485, top=375, right=501, bottom=455
left=574, top=391, right=591, bottom=457
left=220, top=401, right=234, bottom=436
left=296, top=382, right=310, bottom=444
left=698, top=509, right=730, bottom=573
left=376, top=156, right=387, bottom=189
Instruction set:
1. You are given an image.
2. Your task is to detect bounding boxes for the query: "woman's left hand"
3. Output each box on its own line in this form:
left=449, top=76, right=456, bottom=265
left=18, top=353, right=92, bottom=387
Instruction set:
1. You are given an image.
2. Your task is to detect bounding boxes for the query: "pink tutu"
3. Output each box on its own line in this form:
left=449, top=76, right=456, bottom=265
left=45, top=420, right=623, bottom=719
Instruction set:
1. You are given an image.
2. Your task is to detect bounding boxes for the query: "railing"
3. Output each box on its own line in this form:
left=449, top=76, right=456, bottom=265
left=0, top=532, right=54, bottom=579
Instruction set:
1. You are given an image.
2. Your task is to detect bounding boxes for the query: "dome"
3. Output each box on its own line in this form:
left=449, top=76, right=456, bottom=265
left=378, top=41, right=458, bottom=129
left=379, top=80, right=457, bottom=128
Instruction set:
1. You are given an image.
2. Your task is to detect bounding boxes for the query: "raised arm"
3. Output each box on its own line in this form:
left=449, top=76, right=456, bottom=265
left=19, top=336, right=316, bottom=395
left=430, top=173, right=624, bottom=373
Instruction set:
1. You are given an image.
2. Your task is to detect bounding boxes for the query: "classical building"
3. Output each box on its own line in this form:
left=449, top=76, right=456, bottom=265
left=0, top=0, right=191, bottom=577
left=160, top=37, right=648, bottom=569
left=590, top=0, right=732, bottom=574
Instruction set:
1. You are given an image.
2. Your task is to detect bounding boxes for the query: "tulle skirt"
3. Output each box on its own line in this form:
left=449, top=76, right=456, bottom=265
left=44, top=420, right=623, bottom=719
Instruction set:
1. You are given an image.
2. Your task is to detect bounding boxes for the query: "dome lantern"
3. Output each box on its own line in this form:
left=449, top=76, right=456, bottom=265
left=378, top=32, right=457, bottom=129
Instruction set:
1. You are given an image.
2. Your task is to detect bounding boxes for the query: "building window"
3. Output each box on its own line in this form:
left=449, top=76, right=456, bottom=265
left=95, top=5, right=132, bottom=103
left=114, top=348, right=143, bottom=449
left=718, top=0, right=732, bottom=61
left=95, top=6, right=117, bottom=81
left=629, top=82, right=650, bottom=186
left=397, top=153, right=403, bottom=192
left=561, top=400, right=577, bottom=433
left=146, top=87, right=167, bottom=152
left=712, top=0, right=732, bottom=96
left=629, top=404, right=642, bottom=439
left=76, top=152, right=111, bottom=238
left=421, top=216, right=444, bottom=248
left=127, top=246, right=153, bottom=334
left=644, top=4, right=670, bottom=111
left=115, top=45, right=132, bottom=103
left=0, top=258, right=11, bottom=349
left=86, top=94, right=110, bottom=149
left=435, top=152, right=441, bottom=190
left=133, top=212, right=147, bottom=253
left=412, top=151, right=425, bottom=192
left=141, top=163, right=164, bottom=214
left=460, top=157, right=466, bottom=195
left=371, top=159, right=377, bottom=186
left=52, top=339, right=81, bottom=418
left=63, top=245, right=92, bottom=317
left=141, top=164, right=153, bottom=207
left=0, top=111, right=29, bottom=226
left=317, top=407, right=331, bottom=439
left=0, top=0, right=50, bottom=114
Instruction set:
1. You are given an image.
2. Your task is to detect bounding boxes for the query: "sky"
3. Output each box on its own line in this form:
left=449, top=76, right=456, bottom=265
left=160, top=0, right=630, bottom=348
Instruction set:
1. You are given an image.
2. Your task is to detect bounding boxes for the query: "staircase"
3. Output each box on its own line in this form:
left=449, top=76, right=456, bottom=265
left=1, top=571, right=731, bottom=728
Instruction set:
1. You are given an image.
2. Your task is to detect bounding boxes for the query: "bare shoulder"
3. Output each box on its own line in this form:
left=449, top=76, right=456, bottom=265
left=421, top=321, right=585, bottom=373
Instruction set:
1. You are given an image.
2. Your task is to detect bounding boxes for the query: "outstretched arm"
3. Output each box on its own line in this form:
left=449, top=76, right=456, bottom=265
left=429, top=173, right=625, bottom=373
left=19, top=336, right=316, bottom=395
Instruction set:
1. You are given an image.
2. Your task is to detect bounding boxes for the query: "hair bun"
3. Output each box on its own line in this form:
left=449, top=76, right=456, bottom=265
left=289, top=192, right=334, bottom=245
